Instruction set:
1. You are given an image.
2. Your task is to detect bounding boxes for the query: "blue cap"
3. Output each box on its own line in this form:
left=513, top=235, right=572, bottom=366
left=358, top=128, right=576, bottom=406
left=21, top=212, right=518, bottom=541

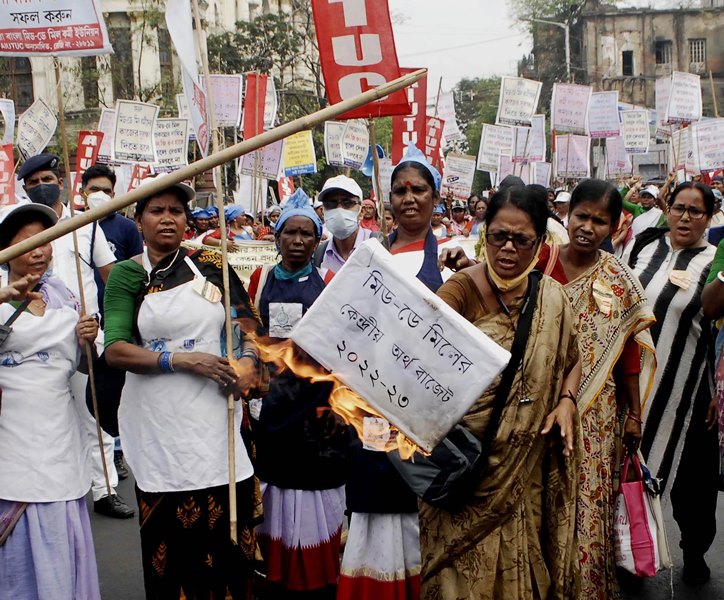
left=275, top=189, right=322, bottom=237
left=433, top=204, right=446, bottom=214
left=224, top=205, right=244, bottom=221
left=193, top=209, right=213, bottom=219
left=396, top=142, right=441, bottom=191
left=206, top=206, right=218, bottom=216
left=17, top=153, right=60, bottom=181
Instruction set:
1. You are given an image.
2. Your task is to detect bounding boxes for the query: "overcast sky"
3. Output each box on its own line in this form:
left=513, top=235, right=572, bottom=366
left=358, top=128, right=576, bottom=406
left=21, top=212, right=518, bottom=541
left=388, top=0, right=692, bottom=94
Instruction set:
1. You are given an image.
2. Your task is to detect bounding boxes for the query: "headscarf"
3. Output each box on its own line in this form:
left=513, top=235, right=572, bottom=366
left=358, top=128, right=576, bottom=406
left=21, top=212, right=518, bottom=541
left=224, top=205, right=244, bottom=222
left=396, top=142, right=441, bottom=191
left=274, top=189, right=323, bottom=237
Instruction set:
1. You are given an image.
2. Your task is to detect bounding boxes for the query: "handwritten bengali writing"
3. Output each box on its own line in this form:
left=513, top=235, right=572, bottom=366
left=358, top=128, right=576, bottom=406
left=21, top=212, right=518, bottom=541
left=340, top=304, right=385, bottom=343
left=9, top=12, right=40, bottom=25
left=422, top=323, right=473, bottom=374
left=363, top=269, right=397, bottom=305
left=391, top=343, right=418, bottom=370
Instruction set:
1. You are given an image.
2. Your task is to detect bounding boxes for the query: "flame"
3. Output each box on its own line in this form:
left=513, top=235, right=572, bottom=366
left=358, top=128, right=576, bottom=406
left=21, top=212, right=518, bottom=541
left=234, top=333, right=420, bottom=460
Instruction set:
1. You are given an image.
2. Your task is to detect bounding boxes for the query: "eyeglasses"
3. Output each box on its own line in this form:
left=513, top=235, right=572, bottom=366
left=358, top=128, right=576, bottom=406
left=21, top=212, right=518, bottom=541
left=485, top=231, right=539, bottom=250
left=322, top=198, right=359, bottom=210
left=669, top=204, right=707, bottom=220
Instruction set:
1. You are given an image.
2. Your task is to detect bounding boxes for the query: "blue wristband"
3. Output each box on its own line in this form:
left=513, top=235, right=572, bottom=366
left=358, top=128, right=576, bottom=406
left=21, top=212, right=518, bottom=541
left=158, top=351, right=174, bottom=374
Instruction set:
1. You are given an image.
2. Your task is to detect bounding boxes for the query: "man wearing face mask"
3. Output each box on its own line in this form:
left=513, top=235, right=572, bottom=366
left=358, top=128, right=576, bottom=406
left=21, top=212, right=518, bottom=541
left=313, top=175, right=375, bottom=270
left=17, top=154, right=135, bottom=519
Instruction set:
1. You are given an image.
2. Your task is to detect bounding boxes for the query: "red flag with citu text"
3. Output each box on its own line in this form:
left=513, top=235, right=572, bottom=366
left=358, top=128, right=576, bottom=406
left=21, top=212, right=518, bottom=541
left=0, top=144, right=15, bottom=206
left=424, top=116, right=445, bottom=170
left=391, top=68, right=428, bottom=164
left=72, top=131, right=104, bottom=209
left=242, top=74, right=269, bottom=140
left=311, top=0, right=410, bottom=120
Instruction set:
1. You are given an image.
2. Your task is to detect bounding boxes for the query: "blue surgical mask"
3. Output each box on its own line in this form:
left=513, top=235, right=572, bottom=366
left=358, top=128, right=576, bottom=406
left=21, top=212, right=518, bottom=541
left=324, top=208, right=358, bottom=239
left=27, top=184, right=60, bottom=207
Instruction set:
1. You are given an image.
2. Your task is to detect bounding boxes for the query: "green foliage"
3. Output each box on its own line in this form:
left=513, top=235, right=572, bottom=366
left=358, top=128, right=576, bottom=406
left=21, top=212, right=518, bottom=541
left=509, top=0, right=585, bottom=23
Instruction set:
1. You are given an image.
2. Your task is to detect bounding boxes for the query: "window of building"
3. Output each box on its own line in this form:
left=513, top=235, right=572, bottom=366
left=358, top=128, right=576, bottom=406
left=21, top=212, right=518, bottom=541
left=689, top=39, right=706, bottom=66
left=81, top=56, right=99, bottom=108
left=108, top=26, right=135, bottom=100
left=157, top=28, right=174, bottom=102
left=655, top=41, right=672, bottom=65
left=0, top=57, right=34, bottom=111
left=622, top=50, right=634, bottom=76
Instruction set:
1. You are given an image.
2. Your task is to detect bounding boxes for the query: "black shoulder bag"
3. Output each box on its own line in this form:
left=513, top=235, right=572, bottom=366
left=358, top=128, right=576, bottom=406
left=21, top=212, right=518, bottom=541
left=388, top=271, right=541, bottom=512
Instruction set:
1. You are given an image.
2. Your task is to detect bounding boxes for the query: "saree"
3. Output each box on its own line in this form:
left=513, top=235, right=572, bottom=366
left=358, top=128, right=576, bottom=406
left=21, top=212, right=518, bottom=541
left=563, top=252, right=655, bottom=600
left=420, top=273, right=581, bottom=600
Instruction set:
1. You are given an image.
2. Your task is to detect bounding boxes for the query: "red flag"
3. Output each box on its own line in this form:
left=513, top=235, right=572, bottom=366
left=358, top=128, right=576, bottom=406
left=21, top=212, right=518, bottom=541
left=311, top=0, right=410, bottom=119
left=0, top=144, right=15, bottom=206
left=424, top=116, right=445, bottom=170
left=391, top=68, right=428, bottom=163
left=278, top=176, right=296, bottom=205
left=243, top=74, right=269, bottom=140
left=128, top=164, right=152, bottom=192
left=72, top=131, right=104, bottom=209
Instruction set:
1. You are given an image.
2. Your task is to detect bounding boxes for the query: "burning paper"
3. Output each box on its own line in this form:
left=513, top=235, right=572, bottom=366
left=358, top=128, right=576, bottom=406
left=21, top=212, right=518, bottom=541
left=291, top=239, right=510, bottom=453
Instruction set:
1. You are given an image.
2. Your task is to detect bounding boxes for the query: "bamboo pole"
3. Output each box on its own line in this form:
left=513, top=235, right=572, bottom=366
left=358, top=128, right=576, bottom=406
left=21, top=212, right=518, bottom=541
left=53, top=57, right=113, bottom=499
left=710, top=70, right=720, bottom=118
left=0, top=69, right=427, bottom=265
left=368, top=120, right=389, bottom=249
left=192, top=0, right=239, bottom=543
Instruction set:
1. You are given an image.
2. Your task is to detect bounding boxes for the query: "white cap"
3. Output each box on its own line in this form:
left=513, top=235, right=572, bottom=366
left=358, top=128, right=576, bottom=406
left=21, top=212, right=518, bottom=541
left=554, top=191, right=571, bottom=203
left=318, top=175, right=363, bottom=204
left=313, top=198, right=323, bottom=209
left=641, top=185, right=659, bottom=198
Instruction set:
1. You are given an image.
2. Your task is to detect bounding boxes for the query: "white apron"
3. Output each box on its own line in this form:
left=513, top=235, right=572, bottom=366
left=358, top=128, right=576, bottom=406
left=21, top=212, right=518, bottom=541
left=0, top=302, right=90, bottom=502
left=119, top=255, right=253, bottom=493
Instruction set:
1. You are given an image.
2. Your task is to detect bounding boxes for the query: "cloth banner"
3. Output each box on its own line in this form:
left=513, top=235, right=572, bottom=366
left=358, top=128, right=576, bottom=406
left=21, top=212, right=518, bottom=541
left=127, top=164, right=151, bottom=193
left=153, top=118, right=189, bottom=173
left=588, top=91, right=620, bottom=138
left=292, top=238, right=510, bottom=452
left=112, top=100, right=159, bottom=164
left=0, top=144, right=15, bottom=206
left=691, top=119, right=724, bottom=173
left=512, top=115, right=545, bottom=163
left=621, top=110, right=650, bottom=155
left=434, top=91, right=463, bottom=143
left=311, top=0, right=409, bottom=119
left=551, top=83, right=592, bottom=135
left=283, top=130, right=316, bottom=177
left=0, top=99, right=15, bottom=145
left=391, top=68, right=427, bottom=164
left=424, top=116, right=444, bottom=170
left=240, top=140, right=284, bottom=180
left=341, top=119, right=369, bottom=170
left=498, top=153, right=530, bottom=185
left=185, top=239, right=278, bottom=286
left=440, top=153, right=476, bottom=203
left=263, top=76, right=278, bottom=131
left=204, top=74, right=243, bottom=128
left=95, top=108, right=115, bottom=164
left=0, top=0, right=112, bottom=57
left=242, top=73, right=268, bottom=139
left=71, top=130, right=103, bottom=207
left=165, top=0, right=197, bottom=77
left=532, top=161, right=551, bottom=187
left=324, top=121, right=346, bottom=167
left=666, top=71, right=702, bottom=124
left=17, top=98, right=57, bottom=161
left=476, top=123, right=513, bottom=173
left=554, top=134, right=590, bottom=179
left=495, top=77, right=541, bottom=127
left=605, top=136, right=632, bottom=178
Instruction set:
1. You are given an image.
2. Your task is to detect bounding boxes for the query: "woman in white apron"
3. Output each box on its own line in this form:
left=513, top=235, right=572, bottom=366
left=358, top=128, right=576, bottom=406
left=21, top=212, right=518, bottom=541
left=0, top=203, right=101, bottom=600
left=103, top=178, right=265, bottom=599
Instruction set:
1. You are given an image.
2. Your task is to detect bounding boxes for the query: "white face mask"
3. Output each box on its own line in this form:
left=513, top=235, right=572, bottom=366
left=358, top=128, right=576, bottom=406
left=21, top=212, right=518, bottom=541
left=324, top=207, right=359, bottom=239
left=86, top=190, right=113, bottom=210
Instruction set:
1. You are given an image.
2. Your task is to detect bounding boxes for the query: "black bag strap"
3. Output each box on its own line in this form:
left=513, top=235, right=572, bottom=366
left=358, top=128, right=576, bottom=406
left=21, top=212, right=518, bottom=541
left=4, top=284, right=42, bottom=328
left=313, top=239, right=329, bottom=267
left=473, top=270, right=541, bottom=478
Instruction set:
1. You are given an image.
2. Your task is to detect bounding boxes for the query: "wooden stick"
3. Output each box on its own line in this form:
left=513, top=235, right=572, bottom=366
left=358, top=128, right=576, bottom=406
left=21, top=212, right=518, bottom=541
left=53, top=57, right=112, bottom=499
left=710, top=70, right=720, bottom=118
left=0, top=69, right=427, bottom=265
left=433, top=77, right=443, bottom=118
left=368, top=120, right=389, bottom=249
left=192, top=0, right=239, bottom=543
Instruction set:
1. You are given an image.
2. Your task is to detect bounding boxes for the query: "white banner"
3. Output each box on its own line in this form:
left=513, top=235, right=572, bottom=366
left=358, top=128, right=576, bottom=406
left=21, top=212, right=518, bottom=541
left=513, top=115, right=546, bottom=163
left=292, top=238, right=510, bottom=452
left=239, top=140, right=284, bottom=180
left=551, top=83, right=592, bottom=135
left=588, top=91, right=620, bottom=139
left=666, top=71, right=702, bottom=124
left=440, top=153, right=477, bottom=203
left=498, top=153, right=530, bottom=184
left=655, top=76, right=672, bottom=133
left=0, top=99, right=15, bottom=145
left=153, top=118, right=189, bottom=173
left=554, top=134, right=591, bottom=179
left=17, top=98, right=57, bottom=160
left=0, top=0, right=112, bottom=57
left=435, top=91, right=464, bottom=143
left=324, top=121, right=346, bottom=167
left=477, top=124, right=513, bottom=173
left=205, top=74, right=243, bottom=128
left=605, top=136, right=632, bottom=178
left=341, top=119, right=369, bottom=170
left=495, top=77, right=541, bottom=127
left=182, top=69, right=210, bottom=156
left=95, top=107, right=115, bottom=164
left=165, top=0, right=197, bottom=77
left=264, top=77, right=278, bottom=131
left=621, top=110, right=650, bottom=155
left=112, top=100, right=159, bottom=164
left=691, top=119, right=724, bottom=173
left=532, top=161, right=552, bottom=187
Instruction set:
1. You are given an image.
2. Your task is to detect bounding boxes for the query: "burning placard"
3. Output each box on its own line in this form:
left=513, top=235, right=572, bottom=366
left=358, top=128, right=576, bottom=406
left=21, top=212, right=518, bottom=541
left=291, top=239, right=510, bottom=453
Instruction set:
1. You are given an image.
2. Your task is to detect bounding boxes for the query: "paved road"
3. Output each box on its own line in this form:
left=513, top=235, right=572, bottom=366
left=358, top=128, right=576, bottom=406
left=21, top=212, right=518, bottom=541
left=90, top=472, right=724, bottom=599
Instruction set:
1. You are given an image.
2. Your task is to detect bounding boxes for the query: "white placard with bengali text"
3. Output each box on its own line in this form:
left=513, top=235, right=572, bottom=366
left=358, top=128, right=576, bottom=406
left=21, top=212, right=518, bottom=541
left=112, top=100, right=159, bottom=163
left=96, top=108, right=116, bottom=164
left=0, top=99, right=15, bottom=145
left=498, top=153, right=530, bottom=184
left=477, top=124, right=513, bottom=173
left=621, top=110, right=650, bottom=155
left=341, top=119, right=369, bottom=170
left=532, top=161, right=552, bottom=187
left=587, top=91, right=620, bottom=138
left=554, top=134, right=590, bottom=179
left=440, top=153, right=477, bottom=203
left=604, top=136, right=632, bottom=178
left=495, top=77, right=541, bottom=127
left=551, top=83, right=592, bottom=135
left=655, top=76, right=672, bottom=132
left=513, top=115, right=545, bottom=163
left=153, top=118, right=189, bottom=173
left=435, top=91, right=464, bottom=143
left=669, top=127, right=694, bottom=172
left=17, top=98, right=57, bottom=160
left=292, top=238, right=510, bottom=452
left=239, top=140, right=284, bottom=179
left=324, top=121, right=346, bottom=167
left=205, top=74, right=243, bottom=128
left=666, top=71, right=702, bottom=124
left=691, top=119, right=724, bottom=173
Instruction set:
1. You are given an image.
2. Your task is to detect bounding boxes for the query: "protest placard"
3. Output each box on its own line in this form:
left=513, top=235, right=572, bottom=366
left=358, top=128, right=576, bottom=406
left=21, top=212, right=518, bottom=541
left=17, top=98, right=57, bottom=161
left=498, top=153, right=530, bottom=184
left=666, top=71, right=702, bottom=124
left=554, top=134, right=590, bottom=179
left=691, top=119, right=724, bottom=173
left=440, top=153, right=476, bottom=203
left=0, top=144, right=15, bottom=205
left=234, top=174, right=269, bottom=214
left=112, top=100, right=159, bottom=164
left=341, top=119, right=369, bottom=170
left=175, top=93, right=195, bottom=141
left=182, top=70, right=209, bottom=156
left=0, top=0, right=112, bottom=57
left=532, top=161, right=551, bottom=187
left=669, top=127, right=692, bottom=172
left=127, top=164, right=151, bottom=192
left=424, top=116, right=444, bottom=169
left=496, top=77, right=542, bottom=127
left=205, top=74, right=243, bottom=128
left=392, top=68, right=427, bottom=163
left=655, top=76, right=672, bottom=134
left=513, top=115, right=545, bottom=163
left=588, top=91, right=620, bottom=138
left=283, top=130, right=316, bottom=177
left=71, top=130, right=103, bottom=207
left=292, top=238, right=510, bottom=452
left=621, top=110, right=650, bottom=155
left=153, top=118, right=189, bottom=173
left=185, top=240, right=278, bottom=286
left=239, top=140, right=284, bottom=179
left=324, top=121, right=346, bottom=166
left=434, top=91, right=464, bottom=143
left=264, top=76, right=278, bottom=130
left=551, top=83, right=592, bottom=135
left=95, top=108, right=115, bottom=164
left=604, top=136, right=632, bottom=178
left=0, top=99, right=15, bottom=145
left=476, top=124, right=513, bottom=173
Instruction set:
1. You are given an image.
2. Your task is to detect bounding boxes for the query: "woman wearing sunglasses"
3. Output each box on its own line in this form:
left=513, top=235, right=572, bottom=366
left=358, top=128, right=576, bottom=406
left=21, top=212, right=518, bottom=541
left=418, top=185, right=582, bottom=599
left=624, top=181, right=718, bottom=585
